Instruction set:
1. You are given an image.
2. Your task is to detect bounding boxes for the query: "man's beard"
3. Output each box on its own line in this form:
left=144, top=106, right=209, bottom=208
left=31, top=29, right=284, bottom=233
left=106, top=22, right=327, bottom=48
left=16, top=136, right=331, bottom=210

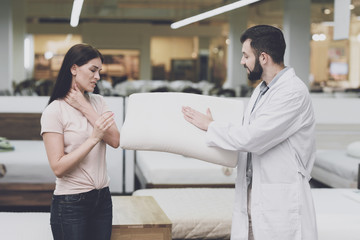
left=245, top=58, right=263, bottom=82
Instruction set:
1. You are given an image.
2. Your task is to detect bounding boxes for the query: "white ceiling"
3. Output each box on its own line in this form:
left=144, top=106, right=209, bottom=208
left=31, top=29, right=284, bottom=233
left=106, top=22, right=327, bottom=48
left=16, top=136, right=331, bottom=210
left=25, top=0, right=231, bottom=24
left=23, top=0, right=360, bottom=26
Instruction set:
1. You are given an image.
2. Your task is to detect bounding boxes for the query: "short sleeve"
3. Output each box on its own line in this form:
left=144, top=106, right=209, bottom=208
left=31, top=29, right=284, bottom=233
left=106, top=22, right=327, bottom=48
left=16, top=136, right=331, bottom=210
left=40, top=101, right=63, bottom=135
left=99, top=95, right=110, bottom=114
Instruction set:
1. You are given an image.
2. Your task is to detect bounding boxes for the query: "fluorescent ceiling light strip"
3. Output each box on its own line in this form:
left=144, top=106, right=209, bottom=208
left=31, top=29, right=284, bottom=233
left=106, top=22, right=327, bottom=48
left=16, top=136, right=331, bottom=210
left=171, top=0, right=260, bottom=29
left=70, top=0, right=84, bottom=27
left=24, top=37, right=30, bottom=69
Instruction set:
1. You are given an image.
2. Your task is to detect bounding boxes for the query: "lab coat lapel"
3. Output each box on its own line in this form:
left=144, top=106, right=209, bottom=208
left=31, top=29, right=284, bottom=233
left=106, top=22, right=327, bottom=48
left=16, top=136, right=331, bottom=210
left=250, top=89, right=268, bottom=117
left=249, top=68, right=294, bottom=116
left=245, top=86, right=260, bottom=123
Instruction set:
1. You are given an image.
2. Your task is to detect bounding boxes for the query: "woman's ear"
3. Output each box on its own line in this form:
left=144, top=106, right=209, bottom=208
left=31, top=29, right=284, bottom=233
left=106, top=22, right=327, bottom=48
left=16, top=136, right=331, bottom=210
left=70, top=64, right=77, bottom=76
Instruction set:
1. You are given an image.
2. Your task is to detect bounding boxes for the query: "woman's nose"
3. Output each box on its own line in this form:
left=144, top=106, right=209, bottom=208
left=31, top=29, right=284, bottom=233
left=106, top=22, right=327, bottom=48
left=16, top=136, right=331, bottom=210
left=95, top=71, right=100, bottom=80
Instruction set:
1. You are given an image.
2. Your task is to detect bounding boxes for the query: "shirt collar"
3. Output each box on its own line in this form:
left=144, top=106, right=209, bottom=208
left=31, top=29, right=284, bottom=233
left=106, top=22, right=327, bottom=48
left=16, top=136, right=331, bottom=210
left=265, top=66, right=289, bottom=89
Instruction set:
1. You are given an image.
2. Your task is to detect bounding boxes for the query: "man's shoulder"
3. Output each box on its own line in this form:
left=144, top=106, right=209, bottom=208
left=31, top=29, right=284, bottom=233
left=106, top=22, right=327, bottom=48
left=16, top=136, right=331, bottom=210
left=279, top=68, right=308, bottom=91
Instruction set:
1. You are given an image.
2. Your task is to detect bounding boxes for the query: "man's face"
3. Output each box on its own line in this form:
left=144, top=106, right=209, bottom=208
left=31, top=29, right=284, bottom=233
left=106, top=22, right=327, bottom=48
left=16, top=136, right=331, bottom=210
left=241, top=39, right=263, bottom=82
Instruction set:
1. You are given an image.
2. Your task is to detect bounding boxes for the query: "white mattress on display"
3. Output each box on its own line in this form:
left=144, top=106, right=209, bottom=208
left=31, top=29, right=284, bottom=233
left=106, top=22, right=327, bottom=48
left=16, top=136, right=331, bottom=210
left=136, top=150, right=236, bottom=185
left=315, top=149, right=360, bottom=181
left=312, top=149, right=360, bottom=188
left=313, top=188, right=360, bottom=240
left=0, top=212, right=52, bottom=239
left=133, top=188, right=360, bottom=240
left=0, top=188, right=359, bottom=240
left=0, top=140, right=54, bottom=183
left=133, top=188, right=234, bottom=239
left=0, top=140, right=124, bottom=193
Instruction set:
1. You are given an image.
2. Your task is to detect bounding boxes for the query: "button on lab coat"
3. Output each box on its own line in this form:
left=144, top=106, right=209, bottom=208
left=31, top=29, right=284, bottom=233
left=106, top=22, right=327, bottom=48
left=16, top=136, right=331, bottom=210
left=206, top=68, right=318, bottom=240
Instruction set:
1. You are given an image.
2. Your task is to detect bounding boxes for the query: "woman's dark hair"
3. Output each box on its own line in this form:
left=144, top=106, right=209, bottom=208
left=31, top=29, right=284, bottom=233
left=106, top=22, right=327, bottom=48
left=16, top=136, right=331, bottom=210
left=48, top=43, right=104, bottom=104
left=240, top=25, right=286, bottom=64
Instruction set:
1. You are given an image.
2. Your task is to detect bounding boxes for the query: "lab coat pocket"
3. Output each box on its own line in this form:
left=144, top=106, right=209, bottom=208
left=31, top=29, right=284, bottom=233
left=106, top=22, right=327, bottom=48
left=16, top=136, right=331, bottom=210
left=258, top=183, right=300, bottom=239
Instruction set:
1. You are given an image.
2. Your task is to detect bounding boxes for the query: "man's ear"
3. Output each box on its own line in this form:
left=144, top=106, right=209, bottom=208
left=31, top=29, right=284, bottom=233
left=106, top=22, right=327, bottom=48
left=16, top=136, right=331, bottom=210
left=259, top=52, right=272, bottom=64
left=70, top=64, right=77, bottom=75
left=259, top=52, right=268, bottom=64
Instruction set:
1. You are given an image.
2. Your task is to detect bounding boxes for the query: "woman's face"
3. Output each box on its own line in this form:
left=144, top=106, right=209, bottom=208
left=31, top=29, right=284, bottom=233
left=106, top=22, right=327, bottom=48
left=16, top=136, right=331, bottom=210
left=71, top=57, right=102, bottom=93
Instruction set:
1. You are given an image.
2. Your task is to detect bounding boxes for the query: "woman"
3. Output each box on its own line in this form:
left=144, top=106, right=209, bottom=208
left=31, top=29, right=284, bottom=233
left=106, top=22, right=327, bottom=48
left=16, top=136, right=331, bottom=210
left=41, top=43, right=120, bottom=240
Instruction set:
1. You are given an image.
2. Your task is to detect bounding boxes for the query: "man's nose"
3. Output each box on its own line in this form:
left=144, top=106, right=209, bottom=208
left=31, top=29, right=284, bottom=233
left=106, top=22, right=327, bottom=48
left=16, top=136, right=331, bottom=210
left=240, top=56, right=245, bottom=65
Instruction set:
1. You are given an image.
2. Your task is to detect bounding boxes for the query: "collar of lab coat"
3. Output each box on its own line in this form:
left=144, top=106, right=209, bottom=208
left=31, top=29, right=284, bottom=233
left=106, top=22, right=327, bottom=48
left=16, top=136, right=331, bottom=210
left=247, top=67, right=296, bottom=118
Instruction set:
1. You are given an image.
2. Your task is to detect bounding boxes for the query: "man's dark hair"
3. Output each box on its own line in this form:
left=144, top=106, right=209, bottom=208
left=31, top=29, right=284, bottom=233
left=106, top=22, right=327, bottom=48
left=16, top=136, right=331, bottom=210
left=240, top=25, right=286, bottom=64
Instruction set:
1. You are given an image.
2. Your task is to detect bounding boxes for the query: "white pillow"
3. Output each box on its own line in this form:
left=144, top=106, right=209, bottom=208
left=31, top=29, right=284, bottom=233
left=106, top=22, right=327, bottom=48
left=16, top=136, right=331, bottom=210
left=347, top=141, right=360, bottom=159
left=120, top=92, right=244, bottom=167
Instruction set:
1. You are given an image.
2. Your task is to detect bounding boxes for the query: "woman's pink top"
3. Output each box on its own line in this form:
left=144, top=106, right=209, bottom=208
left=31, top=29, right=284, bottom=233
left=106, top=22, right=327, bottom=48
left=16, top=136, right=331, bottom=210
left=41, top=94, right=110, bottom=195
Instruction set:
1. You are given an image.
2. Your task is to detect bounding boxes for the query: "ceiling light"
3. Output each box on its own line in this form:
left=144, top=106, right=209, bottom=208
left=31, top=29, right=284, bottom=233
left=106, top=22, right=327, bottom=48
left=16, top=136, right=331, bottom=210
left=171, top=0, right=260, bottom=29
left=44, top=51, right=54, bottom=60
left=322, top=8, right=331, bottom=15
left=24, top=37, right=31, bottom=70
left=312, top=33, right=326, bottom=41
left=70, top=0, right=84, bottom=27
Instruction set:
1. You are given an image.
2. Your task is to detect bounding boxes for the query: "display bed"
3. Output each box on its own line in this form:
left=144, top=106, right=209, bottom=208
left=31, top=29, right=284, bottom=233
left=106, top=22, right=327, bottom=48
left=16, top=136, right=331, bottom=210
left=1, top=188, right=359, bottom=240
left=0, top=139, right=124, bottom=207
left=312, top=149, right=360, bottom=188
left=133, top=188, right=360, bottom=240
left=0, top=140, right=55, bottom=207
left=135, top=150, right=236, bottom=188
left=0, top=111, right=55, bottom=208
left=0, top=140, right=54, bottom=184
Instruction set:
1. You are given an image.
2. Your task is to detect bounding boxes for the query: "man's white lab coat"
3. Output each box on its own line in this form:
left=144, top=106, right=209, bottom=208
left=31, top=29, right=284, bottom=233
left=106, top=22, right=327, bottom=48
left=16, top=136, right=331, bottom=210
left=206, top=68, right=318, bottom=240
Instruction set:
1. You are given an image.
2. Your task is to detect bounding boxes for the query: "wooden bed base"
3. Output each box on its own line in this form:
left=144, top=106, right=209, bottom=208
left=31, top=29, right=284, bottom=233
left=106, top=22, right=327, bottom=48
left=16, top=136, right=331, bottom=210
left=0, top=113, right=42, bottom=140
left=0, top=183, right=54, bottom=208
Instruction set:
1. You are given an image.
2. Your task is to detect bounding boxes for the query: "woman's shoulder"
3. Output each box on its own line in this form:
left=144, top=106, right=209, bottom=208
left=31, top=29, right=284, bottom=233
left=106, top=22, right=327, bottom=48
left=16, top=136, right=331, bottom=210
left=42, top=99, right=65, bottom=115
left=88, top=93, right=105, bottom=105
left=89, top=93, right=104, bottom=101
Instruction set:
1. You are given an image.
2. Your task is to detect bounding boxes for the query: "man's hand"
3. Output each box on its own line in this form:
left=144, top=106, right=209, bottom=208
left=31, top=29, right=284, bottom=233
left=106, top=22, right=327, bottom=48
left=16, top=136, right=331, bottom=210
left=182, top=106, right=213, bottom=131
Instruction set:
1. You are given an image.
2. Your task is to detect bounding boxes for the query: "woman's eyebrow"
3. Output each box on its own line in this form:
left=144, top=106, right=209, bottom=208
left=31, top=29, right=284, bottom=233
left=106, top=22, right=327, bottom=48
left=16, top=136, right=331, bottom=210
left=91, top=65, right=102, bottom=70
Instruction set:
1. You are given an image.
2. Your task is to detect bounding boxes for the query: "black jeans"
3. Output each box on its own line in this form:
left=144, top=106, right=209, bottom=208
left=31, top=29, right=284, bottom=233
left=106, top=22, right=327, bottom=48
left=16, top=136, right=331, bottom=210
left=50, top=187, right=113, bottom=240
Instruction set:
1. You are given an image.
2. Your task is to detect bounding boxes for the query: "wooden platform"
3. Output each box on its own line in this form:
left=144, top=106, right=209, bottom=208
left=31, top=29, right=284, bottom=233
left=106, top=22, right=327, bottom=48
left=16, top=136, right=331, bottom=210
left=0, top=113, right=42, bottom=140
left=111, top=196, right=172, bottom=240
left=0, top=183, right=54, bottom=210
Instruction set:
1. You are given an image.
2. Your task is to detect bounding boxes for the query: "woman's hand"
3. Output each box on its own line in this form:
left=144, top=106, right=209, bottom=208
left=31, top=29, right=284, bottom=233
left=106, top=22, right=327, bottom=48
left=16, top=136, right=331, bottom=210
left=91, top=112, right=115, bottom=142
left=64, top=83, right=90, bottom=111
left=43, top=111, right=116, bottom=178
left=182, top=106, right=213, bottom=131
left=65, top=84, right=120, bottom=148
